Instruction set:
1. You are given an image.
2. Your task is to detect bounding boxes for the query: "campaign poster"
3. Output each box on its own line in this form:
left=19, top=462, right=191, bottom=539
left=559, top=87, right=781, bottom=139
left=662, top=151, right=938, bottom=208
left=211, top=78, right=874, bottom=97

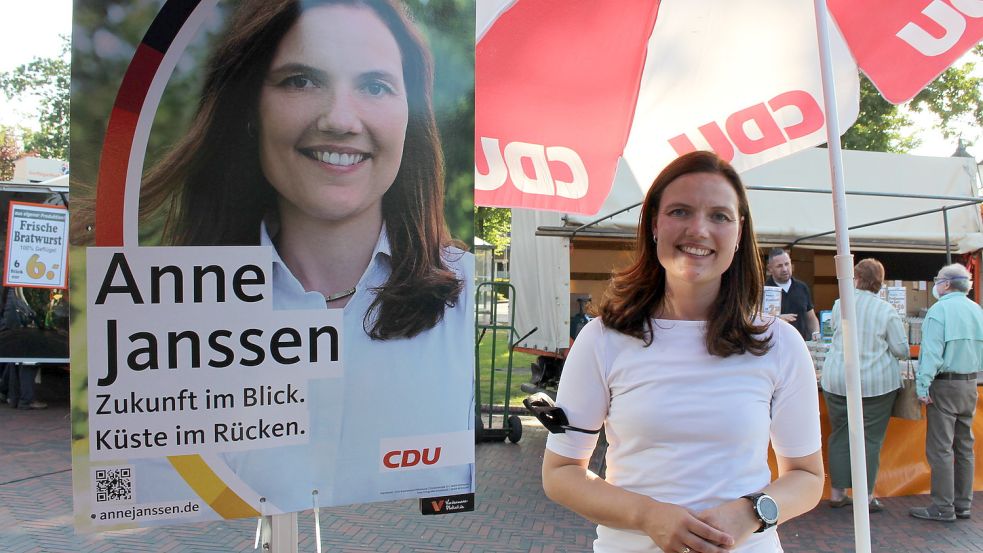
left=3, top=201, right=68, bottom=289
left=762, top=286, right=782, bottom=318
left=70, top=0, right=475, bottom=531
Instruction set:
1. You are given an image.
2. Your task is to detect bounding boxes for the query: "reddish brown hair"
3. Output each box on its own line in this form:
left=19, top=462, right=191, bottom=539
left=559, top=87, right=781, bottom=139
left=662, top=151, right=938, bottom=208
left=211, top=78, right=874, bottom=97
left=854, top=258, right=884, bottom=293
left=600, top=151, right=770, bottom=357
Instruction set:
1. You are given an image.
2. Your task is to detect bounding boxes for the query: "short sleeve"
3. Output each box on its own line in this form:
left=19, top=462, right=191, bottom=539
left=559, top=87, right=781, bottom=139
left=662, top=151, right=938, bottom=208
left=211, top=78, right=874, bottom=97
left=770, top=321, right=822, bottom=458
left=545, top=318, right=610, bottom=460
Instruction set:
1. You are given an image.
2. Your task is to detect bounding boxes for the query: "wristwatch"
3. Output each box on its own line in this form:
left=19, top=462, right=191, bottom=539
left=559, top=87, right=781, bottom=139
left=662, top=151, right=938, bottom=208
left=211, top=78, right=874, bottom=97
left=742, top=492, right=779, bottom=533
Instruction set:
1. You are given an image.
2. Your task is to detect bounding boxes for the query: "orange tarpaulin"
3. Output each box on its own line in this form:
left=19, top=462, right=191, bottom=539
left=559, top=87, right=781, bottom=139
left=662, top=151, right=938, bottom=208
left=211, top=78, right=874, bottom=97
left=769, top=389, right=983, bottom=498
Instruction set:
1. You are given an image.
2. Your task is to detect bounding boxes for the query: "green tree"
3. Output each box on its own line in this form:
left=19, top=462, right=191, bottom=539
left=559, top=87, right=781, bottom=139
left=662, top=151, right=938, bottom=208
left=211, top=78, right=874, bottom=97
left=909, top=44, right=983, bottom=139
left=474, top=206, right=511, bottom=254
left=407, top=0, right=475, bottom=245
left=0, top=36, right=71, bottom=160
left=841, top=75, right=918, bottom=152
left=0, top=126, right=21, bottom=181
left=843, top=47, right=983, bottom=152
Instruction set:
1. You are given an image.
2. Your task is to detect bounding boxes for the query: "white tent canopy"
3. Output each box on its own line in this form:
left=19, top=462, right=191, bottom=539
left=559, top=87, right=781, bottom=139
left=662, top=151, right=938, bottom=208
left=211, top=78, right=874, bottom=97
left=561, top=148, right=982, bottom=251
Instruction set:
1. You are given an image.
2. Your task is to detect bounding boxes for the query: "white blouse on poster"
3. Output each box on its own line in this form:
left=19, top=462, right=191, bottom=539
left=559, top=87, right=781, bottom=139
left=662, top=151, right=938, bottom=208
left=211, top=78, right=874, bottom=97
left=216, top=223, right=476, bottom=510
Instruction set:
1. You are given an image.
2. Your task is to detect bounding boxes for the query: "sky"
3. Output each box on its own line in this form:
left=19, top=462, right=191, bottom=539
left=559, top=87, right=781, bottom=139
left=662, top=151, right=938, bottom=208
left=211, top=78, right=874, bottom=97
left=0, top=0, right=72, bottom=129
left=0, top=0, right=979, bottom=161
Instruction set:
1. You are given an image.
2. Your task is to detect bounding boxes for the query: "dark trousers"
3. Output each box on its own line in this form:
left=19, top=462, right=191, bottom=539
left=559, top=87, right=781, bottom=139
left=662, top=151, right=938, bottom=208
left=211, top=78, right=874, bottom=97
left=926, top=378, right=977, bottom=513
left=823, top=389, right=898, bottom=494
left=5, top=364, right=36, bottom=407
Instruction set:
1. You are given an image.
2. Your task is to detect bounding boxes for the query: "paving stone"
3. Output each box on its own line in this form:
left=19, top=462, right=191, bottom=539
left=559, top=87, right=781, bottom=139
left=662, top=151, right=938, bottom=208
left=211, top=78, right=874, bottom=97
left=4, top=405, right=983, bottom=551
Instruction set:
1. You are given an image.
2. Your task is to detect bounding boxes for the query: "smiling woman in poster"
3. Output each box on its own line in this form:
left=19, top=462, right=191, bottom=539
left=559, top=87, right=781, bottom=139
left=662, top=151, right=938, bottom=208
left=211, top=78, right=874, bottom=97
left=129, top=0, right=474, bottom=514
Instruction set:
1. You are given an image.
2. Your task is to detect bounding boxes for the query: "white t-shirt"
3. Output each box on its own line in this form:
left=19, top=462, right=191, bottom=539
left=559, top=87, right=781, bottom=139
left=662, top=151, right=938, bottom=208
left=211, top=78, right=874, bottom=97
left=546, top=317, right=821, bottom=553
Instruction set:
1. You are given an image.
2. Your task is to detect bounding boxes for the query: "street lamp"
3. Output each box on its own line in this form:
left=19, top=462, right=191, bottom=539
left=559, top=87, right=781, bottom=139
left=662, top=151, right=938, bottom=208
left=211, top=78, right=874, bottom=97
left=947, top=138, right=978, bottom=264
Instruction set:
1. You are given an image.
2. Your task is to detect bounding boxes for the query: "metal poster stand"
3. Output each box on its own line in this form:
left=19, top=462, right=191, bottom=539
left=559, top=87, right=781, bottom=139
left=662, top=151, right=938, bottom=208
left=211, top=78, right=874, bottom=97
left=257, top=513, right=299, bottom=553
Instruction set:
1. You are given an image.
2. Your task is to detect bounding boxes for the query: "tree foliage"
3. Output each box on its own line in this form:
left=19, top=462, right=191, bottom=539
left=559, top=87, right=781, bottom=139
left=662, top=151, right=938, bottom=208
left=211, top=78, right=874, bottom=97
left=474, top=206, right=510, bottom=254
left=406, top=0, right=475, bottom=245
left=841, top=75, right=918, bottom=152
left=0, top=37, right=71, bottom=160
left=909, top=44, right=983, bottom=139
left=843, top=47, right=983, bottom=153
left=0, top=126, right=21, bottom=181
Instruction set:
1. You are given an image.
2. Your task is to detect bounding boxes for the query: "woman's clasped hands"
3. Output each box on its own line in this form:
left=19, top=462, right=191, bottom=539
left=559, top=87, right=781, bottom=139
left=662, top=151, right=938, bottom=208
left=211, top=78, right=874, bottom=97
left=641, top=498, right=761, bottom=553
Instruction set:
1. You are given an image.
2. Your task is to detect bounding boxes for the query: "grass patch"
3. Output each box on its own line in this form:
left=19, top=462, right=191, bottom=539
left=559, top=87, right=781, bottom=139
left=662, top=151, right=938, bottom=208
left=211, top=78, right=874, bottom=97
left=476, top=328, right=538, bottom=407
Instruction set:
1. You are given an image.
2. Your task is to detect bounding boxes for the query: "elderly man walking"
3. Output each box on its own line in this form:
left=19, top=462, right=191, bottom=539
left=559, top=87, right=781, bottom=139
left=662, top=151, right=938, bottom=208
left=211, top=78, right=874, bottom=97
left=910, top=263, right=983, bottom=522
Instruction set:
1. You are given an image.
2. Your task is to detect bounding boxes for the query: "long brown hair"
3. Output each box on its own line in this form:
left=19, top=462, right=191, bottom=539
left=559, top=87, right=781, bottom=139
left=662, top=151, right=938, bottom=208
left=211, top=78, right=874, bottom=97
left=138, top=0, right=461, bottom=339
left=600, top=151, right=771, bottom=357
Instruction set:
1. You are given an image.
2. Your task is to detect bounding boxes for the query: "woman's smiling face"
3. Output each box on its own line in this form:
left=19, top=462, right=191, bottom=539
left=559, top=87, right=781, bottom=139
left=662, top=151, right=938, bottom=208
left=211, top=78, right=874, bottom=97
left=653, top=172, right=743, bottom=290
left=257, top=4, right=409, bottom=226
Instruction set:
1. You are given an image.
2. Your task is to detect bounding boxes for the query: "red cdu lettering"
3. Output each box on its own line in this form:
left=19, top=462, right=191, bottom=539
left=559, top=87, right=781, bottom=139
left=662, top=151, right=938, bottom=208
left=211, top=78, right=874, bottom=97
left=828, top=0, right=982, bottom=103
left=401, top=449, right=421, bottom=467
left=383, top=450, right=401, bottom=469
left=768, top=90, right=823, bottom=140
left=668, top=90, right=824, bottom=160
left=475, top=138, right=588, bottom=199
left=668, top=123, right=735, bottom=161
left=896, top=0, right=980, bottom=57
left=725, top=103, right=785, bottom=156
left=421, top=447, right=441, bottom=466
left=383, top=447, right=442, bottom=468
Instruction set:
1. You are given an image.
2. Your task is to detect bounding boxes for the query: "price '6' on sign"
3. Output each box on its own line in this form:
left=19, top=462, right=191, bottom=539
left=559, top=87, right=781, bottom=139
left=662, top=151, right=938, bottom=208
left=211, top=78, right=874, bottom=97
left=4, top=201, right=69, bottom=289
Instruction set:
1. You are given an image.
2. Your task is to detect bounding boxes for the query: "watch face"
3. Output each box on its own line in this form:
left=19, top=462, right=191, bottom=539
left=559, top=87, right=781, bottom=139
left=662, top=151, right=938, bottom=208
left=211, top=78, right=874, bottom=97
left=758, top=495, right=779, bottom=524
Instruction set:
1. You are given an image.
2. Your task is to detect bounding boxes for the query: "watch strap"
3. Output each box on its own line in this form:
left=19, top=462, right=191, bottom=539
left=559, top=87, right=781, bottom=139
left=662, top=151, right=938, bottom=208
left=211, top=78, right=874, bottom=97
left=741, top=492, right=777, bottom=533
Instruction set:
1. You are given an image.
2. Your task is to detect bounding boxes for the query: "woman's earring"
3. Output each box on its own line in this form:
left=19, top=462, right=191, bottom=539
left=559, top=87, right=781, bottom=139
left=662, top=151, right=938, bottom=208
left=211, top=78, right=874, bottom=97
left=246, top=120, right=257, bottom=138
left=734, top=244, right=739, bottom=253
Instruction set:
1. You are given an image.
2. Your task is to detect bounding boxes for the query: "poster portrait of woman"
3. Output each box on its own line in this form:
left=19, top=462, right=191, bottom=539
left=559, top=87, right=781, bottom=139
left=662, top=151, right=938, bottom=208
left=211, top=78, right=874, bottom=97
left=69, top=0, right=475, bottom=527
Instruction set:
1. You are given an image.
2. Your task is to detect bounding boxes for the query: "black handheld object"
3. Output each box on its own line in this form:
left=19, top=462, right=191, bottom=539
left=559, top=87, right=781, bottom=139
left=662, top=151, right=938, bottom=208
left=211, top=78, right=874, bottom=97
left=523, top=392, right=601, bottom=435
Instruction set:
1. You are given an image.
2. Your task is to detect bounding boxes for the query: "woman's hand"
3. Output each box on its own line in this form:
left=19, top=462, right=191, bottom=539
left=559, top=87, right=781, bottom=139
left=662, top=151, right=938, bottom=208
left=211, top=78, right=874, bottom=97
left=696, top=498, right=760, bottom=549
left=639, top=501, right=735, bottom=553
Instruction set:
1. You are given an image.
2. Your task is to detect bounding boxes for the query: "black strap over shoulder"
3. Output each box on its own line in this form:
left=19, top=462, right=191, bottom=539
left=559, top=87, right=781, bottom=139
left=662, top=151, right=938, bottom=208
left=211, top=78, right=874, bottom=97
left=523, top=392, right=601, bottom=435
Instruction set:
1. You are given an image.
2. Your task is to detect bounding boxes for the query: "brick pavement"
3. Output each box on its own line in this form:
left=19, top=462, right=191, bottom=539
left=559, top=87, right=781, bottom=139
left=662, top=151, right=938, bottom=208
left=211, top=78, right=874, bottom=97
left=3, top=398, right=983, bottom=552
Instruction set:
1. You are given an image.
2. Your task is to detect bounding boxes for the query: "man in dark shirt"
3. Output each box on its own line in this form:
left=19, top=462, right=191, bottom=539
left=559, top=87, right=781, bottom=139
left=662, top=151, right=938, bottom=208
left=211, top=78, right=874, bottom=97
left=765, top=248, right=819, bottom=341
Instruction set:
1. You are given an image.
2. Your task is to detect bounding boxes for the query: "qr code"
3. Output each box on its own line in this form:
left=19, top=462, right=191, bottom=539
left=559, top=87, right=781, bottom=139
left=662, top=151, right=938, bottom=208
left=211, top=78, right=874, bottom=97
left=94, top=468, right=132, bottom=502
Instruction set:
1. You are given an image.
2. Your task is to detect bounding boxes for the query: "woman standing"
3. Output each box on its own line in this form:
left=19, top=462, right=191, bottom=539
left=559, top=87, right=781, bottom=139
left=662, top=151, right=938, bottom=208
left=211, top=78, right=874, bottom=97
left=821, top=258, right=909, bottom=511
left=542, top=151, right=824, bottom=553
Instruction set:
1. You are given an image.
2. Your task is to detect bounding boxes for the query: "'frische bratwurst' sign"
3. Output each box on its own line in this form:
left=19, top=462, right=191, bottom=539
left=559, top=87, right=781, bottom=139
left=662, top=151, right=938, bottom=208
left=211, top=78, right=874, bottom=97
left=4, top=201, right=68, bottom=289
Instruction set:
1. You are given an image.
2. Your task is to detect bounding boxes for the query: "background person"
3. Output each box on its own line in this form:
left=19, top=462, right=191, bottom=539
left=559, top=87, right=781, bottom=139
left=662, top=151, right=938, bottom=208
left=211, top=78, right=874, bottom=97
left=821, top=258, right=907, bottom=512
left=910, top=263, right=983, bottom=523
left=0, top=288, right=47, bottom=410
left=542, top=151, right=824, bottom=553
left=2, top=363, right=47, bottom=410
left=765, top=248, right=819, bottom=342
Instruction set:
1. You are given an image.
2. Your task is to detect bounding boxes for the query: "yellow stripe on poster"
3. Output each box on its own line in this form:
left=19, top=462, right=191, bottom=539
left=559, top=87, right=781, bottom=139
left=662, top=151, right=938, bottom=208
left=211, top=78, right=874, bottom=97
left=169, top=455, right=260, bottom=519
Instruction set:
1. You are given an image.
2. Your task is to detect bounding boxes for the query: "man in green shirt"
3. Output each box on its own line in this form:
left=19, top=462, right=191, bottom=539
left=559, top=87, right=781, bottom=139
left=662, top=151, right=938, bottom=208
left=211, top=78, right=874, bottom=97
left=910, top=263, right=983, bottom=522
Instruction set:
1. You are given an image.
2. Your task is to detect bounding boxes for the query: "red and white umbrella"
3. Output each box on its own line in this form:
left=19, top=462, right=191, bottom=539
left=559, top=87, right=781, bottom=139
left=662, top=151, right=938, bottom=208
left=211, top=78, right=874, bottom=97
left=476, top=0, right=981, bottom=215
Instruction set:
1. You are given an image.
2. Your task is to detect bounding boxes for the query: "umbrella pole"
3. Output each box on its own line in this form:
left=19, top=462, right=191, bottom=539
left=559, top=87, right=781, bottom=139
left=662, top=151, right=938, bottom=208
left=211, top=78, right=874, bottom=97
left=812, top=2, right=872, bottom=552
